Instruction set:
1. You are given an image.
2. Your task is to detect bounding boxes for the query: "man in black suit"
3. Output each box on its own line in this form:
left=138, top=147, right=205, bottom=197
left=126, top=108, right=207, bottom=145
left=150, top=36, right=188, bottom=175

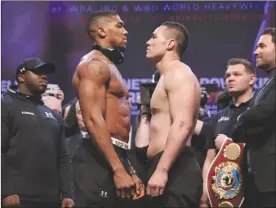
left=233, top=27, right=275, bottom=208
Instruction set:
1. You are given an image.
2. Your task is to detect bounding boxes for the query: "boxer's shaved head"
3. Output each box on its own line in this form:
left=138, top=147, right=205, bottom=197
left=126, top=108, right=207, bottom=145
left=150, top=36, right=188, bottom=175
left=86, top=11, right=119, bottom=41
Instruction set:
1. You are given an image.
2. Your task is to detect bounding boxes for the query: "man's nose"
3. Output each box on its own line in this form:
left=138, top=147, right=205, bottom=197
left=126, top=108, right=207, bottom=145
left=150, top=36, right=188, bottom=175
left=123, top=28, right=128, bottom=36
left=228, top=76, right=235, bottom=82
left=254, top=48, right=259, bottom=56
left=40, top=74, right=48, bottom=79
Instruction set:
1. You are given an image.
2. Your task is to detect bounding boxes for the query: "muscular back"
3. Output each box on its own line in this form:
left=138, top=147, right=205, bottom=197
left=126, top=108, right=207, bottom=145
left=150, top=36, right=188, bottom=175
left=148, top=62, right=201, bottom=157
left=72, top=51, right=131, bottom=142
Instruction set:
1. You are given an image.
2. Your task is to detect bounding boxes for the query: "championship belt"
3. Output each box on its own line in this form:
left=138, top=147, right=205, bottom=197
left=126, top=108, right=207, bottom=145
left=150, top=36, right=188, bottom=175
left=207, top=139, right=245, bottom=207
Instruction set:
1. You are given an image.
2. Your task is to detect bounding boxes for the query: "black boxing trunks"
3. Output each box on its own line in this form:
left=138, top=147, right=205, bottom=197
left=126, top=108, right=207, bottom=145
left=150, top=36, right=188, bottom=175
left=147, top=147, right=203, bottom=208
left=72, top=137, right=131, bottom=208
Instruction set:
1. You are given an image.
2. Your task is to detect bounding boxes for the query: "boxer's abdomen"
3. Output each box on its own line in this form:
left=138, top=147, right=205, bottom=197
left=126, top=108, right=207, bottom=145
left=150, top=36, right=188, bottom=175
left=147, top=112, right=171, bottom=158
left=105, top=95, right=131, bottom=143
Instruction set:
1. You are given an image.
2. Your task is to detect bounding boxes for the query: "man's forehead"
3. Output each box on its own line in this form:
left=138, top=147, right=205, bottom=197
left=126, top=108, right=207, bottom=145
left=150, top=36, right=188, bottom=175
left=153, top=26, right=166, bottom=34
left=258, top=34, right=273, bottom=44
left=97, top=15, right=123, bottom=24
left=226, top=64, right=245, bottom=73
left=111, top=15, right=124, bottom=23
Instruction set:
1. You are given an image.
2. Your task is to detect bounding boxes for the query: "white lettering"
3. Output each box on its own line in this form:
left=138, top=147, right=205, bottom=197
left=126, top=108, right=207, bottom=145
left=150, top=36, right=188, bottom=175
left=218, top=116, right=230, bottom=122
left=22, top=111, right=35, bottom=115
left=128, top=91, right=140, bottom=104
left=131, top=79, right=140, bottom=90
left=199, top=77, right=268, bottom=90
left=123, top=78, right=152, bottom=91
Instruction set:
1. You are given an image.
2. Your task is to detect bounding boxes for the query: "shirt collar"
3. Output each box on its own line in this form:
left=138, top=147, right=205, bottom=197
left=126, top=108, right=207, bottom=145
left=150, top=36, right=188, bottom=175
left=8, top=85, right=43, bottom=104
left=229, top=97, right=253, bottom=109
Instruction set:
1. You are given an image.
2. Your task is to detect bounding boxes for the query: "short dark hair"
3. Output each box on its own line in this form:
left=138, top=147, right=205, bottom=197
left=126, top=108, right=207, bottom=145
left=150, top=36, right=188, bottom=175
left=86, top=10, right=118, bottom=40
left=227, top=58, right=256, bottom=74
left=262, top=27, right=275, bottom=45
left=161, top=21, right=190, bottom=57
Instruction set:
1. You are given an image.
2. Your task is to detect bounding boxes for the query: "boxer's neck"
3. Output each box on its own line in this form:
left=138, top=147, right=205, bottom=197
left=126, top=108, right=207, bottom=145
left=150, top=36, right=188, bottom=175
left=94, top=41, right=113, bottom=49
left=156, top=54, right=180, bottom=75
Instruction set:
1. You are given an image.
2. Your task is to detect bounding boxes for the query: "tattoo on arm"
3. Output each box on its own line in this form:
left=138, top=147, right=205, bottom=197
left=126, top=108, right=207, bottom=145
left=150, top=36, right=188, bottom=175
left=92, top=67, right=103, bottom=77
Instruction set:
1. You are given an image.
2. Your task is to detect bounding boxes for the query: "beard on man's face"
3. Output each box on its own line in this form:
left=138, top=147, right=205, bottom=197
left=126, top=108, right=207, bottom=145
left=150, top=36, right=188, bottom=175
left=257, top=61, right=273, bottom=70
left=114, top=43, right=126, bottom=52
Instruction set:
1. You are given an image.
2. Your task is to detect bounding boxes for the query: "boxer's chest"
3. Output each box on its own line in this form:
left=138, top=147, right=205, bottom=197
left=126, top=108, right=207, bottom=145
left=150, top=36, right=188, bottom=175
left=108, top=66, right=129, bottom=98
left=150, top=78, right=169, bottom=114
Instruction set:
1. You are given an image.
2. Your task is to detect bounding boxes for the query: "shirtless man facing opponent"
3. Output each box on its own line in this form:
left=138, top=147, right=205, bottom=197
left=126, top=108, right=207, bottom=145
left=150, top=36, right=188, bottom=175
left=135, top=21, right=202, bottom=208
left=72, top=11, right=144, bottom=208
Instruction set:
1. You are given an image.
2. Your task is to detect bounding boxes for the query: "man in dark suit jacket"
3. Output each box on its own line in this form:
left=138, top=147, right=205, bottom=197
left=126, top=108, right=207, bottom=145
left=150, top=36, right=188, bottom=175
left=233, top=27, right=275, bottom=208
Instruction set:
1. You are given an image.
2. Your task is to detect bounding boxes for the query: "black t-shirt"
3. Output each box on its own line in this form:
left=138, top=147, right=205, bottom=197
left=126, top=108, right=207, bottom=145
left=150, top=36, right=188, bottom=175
left=204, top=98, right=253, bottom=150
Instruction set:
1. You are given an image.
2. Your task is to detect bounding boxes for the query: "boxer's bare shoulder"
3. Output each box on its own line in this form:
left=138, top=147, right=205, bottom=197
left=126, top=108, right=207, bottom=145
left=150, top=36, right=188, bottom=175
left=72, top=51, right=110, bottom=91
left=163, top=62, right=201, bottom=121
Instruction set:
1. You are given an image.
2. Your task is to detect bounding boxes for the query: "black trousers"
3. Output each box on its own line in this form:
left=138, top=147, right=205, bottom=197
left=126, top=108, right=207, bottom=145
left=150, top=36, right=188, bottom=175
left=243, top=172, right=275, bottom=208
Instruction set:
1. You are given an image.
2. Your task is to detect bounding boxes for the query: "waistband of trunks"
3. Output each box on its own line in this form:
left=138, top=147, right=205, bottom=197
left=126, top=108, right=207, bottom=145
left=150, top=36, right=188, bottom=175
left=148, top=146, right=194, bottom=164
left=80, top=135, right=130, bottom=150
left=111, top=137, right=129, bottom=150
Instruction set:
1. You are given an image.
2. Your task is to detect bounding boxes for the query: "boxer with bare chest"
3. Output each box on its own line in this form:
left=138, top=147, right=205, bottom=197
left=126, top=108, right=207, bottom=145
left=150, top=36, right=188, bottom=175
left=135, top=21, right=202, bottom=208
left=72, top=11, right=144, bottom=208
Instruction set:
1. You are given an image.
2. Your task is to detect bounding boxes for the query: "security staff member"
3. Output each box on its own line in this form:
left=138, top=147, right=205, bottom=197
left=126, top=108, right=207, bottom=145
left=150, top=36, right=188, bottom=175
left=193, top=58, right=256, bottom=207
left=1, top=57, right=74, bottom=208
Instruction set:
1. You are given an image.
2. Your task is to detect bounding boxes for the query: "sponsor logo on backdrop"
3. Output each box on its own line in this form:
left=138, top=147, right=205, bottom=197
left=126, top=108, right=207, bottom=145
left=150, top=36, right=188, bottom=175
left=49, top=2, right=272, bottom=23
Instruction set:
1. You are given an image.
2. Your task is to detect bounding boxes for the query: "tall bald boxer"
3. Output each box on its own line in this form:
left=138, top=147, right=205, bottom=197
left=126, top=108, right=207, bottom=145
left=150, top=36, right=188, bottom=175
left=72, top=11, right=144, bottom=208
left=135, top=21, right=202, bottom=208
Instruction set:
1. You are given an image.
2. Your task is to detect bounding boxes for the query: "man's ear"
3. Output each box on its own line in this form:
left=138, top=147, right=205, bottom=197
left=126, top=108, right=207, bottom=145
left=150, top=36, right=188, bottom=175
left=17, top=74, right=25, bottom=83
left=167, top=39, right=176, bottom=51
left=98, top=27, right=106, bottom=38
left=249, top=73, right=256, bottom=87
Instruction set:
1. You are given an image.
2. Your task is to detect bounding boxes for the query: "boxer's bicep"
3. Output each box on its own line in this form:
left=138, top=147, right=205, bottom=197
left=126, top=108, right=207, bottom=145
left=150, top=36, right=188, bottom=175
left=78, top=61, right=110, bottom=124
left=165, top=71, right=195, bottom=131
